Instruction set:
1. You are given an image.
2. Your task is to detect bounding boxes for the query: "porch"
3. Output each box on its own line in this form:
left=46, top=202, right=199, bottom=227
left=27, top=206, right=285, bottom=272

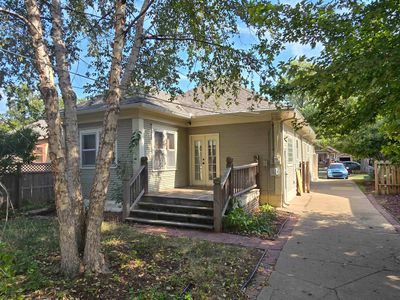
left=122, top=156, right=260, bottom=232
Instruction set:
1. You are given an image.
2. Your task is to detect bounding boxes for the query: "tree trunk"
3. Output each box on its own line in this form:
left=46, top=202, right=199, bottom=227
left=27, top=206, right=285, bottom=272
left=83, top=0, right=126, bottom=273
left=120, top=0, right=149, bottom=91
left=24, top=0, right=80, bottom=277
left=50, top=0, right=85, bottom=252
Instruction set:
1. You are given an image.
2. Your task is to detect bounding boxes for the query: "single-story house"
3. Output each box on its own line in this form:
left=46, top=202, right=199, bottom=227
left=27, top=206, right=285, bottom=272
left=77, top=87, right=317, bottom=229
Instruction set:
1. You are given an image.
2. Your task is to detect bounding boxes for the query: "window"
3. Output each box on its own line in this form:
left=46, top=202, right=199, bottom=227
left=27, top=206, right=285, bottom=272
left=80, top=129, right=117, bottom=168
left=33, top=144, right=46, bottom=163
left=287, top=137, right=294, bottom=165
left=152, top=127, right=177, bottom=170
left=166, top=133, right=176, bottom=167
left=81, top=132, right=97, bottom=166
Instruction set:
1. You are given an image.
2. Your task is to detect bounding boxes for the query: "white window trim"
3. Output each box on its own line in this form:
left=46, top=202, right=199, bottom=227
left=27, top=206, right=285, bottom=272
left=152, top=125, right=178, bottom=171
left=79, top=129, right=117, bottom=169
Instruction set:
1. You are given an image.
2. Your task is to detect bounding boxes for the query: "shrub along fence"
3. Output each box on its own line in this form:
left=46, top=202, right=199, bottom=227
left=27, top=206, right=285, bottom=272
left=0, top=163, right=54, bottom=208
left=374, top=161, right=400, bottom=195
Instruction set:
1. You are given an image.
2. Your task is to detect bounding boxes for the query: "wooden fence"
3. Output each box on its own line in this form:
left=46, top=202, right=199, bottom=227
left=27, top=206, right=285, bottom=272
left=0, top=163, right=54, bottom=208
left=374, top=161, right=400, bottom=195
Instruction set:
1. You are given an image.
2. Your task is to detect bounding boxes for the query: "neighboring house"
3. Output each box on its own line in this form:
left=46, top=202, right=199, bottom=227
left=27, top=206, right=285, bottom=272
left=26, top=119, right=49, bottom=163
left=316, top=145, right=339, bottom=167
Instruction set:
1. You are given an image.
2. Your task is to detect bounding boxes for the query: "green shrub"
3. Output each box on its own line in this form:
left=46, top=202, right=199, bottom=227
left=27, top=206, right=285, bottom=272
left=223, top=204, right=277, bottom=238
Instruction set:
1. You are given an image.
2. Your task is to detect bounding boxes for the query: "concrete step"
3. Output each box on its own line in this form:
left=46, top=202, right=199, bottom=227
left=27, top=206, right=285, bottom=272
left=132, top=209, right=213, bottom=220
left=142, top=195, right=213, bottom=208
left=125, top=217, right=214, bottom=230
left=138, top=202, right=213, bottom=215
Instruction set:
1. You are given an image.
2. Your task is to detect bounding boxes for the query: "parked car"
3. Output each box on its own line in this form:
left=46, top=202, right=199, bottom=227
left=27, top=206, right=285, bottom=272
left=327, top=163, right=349, bottom=179
left=342, top=161, right=361, bottom=173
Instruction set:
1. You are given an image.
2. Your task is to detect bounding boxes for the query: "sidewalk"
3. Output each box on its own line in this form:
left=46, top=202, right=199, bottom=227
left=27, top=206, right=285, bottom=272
left=258, top=179, right=400, bottom=300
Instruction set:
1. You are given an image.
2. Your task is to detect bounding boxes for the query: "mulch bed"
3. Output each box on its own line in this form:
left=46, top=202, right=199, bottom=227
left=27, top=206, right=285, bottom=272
left=354, top=177, right=400, bottom=223
left=375, top=194, right=400, bottom=222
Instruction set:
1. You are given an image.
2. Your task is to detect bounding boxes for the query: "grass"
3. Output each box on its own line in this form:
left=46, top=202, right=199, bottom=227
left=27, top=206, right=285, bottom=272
left=0, top=217, right=262, bottom=299
left=349, top=173, right=373, bottom=194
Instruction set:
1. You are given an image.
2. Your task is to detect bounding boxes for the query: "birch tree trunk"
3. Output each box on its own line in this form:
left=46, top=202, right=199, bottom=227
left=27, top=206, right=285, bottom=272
left=83, top=0, right=126, bottom=273
left=50, top=0, right=85, bottom=252
left=120, top=0, right=149, bottom=91
left=24, top=0, right=80, bottom=277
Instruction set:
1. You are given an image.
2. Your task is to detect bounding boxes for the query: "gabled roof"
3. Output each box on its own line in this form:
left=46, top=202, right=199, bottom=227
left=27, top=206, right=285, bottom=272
left=77, top=87, right=276, bottom=118
left=25, top=119, right=48, bottom=140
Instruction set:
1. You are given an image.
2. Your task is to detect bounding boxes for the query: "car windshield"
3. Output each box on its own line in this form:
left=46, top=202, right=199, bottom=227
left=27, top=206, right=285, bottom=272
left=328, top=164, right=345, bottom=170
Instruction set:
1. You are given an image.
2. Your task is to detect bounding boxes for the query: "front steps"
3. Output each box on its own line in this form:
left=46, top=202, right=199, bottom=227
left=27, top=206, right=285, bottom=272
left=125, top=195, right=214, bottom=230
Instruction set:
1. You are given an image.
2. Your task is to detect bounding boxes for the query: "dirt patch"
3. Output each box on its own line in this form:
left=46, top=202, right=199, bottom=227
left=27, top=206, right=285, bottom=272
left=375, top=194, right=400, bottom=222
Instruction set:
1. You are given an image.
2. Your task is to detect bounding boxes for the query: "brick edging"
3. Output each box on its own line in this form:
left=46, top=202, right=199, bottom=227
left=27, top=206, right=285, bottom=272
left=245, top=214, right=299, bottom=298
left=366, top=193, right=400, bottom=233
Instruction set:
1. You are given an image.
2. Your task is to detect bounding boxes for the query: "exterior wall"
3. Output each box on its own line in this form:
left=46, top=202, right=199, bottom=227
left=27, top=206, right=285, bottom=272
left=143, top=120, right=189, bottom=192
left=78, top=119, right=132, bottom=211
left=33, top=139, right=49, bottom=163
left=283, top=123, right=316, bottom=204
left=188, top=122, right=274, bottom=202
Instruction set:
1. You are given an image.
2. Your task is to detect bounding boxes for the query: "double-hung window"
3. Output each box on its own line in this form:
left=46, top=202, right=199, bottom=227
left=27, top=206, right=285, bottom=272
left=153, top=127, right=177, bottom=170
left=81, top=131, right=98, bottom=167
left=80, top=129, right=117, bottom=168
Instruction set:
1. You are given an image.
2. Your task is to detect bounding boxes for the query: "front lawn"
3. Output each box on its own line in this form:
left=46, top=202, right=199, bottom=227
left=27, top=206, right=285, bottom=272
left=0, top=217, right=262, bottom=299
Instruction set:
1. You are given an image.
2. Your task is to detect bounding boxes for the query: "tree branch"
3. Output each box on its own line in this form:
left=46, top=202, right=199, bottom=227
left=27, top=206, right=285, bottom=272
left=143, top=34, right=226, bottom=48
left=124, top=0, right=155, bottom=36
left=120, top=0, right=152, bottom=92
left=0, top=7, right=29, bottom=24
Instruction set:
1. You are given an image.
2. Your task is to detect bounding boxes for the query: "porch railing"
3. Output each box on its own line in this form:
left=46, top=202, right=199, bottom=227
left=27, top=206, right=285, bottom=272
left=122, top=157, right=148, bottom=220
left=213, top=155, right=260, bottom=232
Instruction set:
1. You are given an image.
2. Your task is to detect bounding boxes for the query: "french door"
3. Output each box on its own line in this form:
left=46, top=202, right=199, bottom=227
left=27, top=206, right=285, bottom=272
left=190, top=134, right=220, bottom=186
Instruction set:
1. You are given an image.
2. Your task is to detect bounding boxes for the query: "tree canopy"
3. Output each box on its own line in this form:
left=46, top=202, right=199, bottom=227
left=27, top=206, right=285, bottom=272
left=250, top=0, right=400, bottom=161
left=0, top=84, right=44, bottom=132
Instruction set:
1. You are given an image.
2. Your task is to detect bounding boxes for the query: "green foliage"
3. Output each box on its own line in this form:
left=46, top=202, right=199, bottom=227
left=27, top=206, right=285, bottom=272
left=0, top=218, right=57, bottom=298
left=0, top=128, right=38, bottom=174
left=0, top=84, right=44, bottom=132
left=223, top=204, right=277, bottom=238
left=250, top=0, right=400, bottom=161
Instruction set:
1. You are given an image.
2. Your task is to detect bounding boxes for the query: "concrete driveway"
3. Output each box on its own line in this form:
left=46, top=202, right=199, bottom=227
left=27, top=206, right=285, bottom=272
left=258, top=179, right=400, bottom=300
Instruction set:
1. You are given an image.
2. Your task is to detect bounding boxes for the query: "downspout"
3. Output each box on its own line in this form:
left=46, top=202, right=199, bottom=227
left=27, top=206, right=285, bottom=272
left=280, top=112, right=297, bottom=207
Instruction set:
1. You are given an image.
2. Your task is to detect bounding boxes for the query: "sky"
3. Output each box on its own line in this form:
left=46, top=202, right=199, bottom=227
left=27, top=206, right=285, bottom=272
left=0, top=0, right=321, bottom=114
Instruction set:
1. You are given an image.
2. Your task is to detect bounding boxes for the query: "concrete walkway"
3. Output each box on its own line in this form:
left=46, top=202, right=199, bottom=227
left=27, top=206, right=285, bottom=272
left=258, top=179, right=400, bottom=300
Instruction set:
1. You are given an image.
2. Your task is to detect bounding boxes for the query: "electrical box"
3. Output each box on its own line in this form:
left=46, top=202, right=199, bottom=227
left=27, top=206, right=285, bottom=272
left=273, top=154, right=281, bottom=165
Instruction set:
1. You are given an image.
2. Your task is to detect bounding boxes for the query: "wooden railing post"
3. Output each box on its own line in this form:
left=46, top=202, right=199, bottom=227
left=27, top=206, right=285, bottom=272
left=301, top=161, right=306, bottom=193
left=141, top=157, right=148, bottom=193
left=213, top=177, right=222, bottom=232
left=226, top=157, right=233, bottom=197
left=374, top=161, right=379, bottom=195
left=254, top=155, right=260, bottom=188
left=122, top=178, right=130, bottom=220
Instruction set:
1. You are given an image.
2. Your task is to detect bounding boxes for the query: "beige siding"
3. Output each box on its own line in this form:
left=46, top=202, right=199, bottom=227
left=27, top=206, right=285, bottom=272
left=144, top=120, right=189, bottom=192
left=79, top=119, right=132, bottom=202
left=188, top=122, right=274, bottom=198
